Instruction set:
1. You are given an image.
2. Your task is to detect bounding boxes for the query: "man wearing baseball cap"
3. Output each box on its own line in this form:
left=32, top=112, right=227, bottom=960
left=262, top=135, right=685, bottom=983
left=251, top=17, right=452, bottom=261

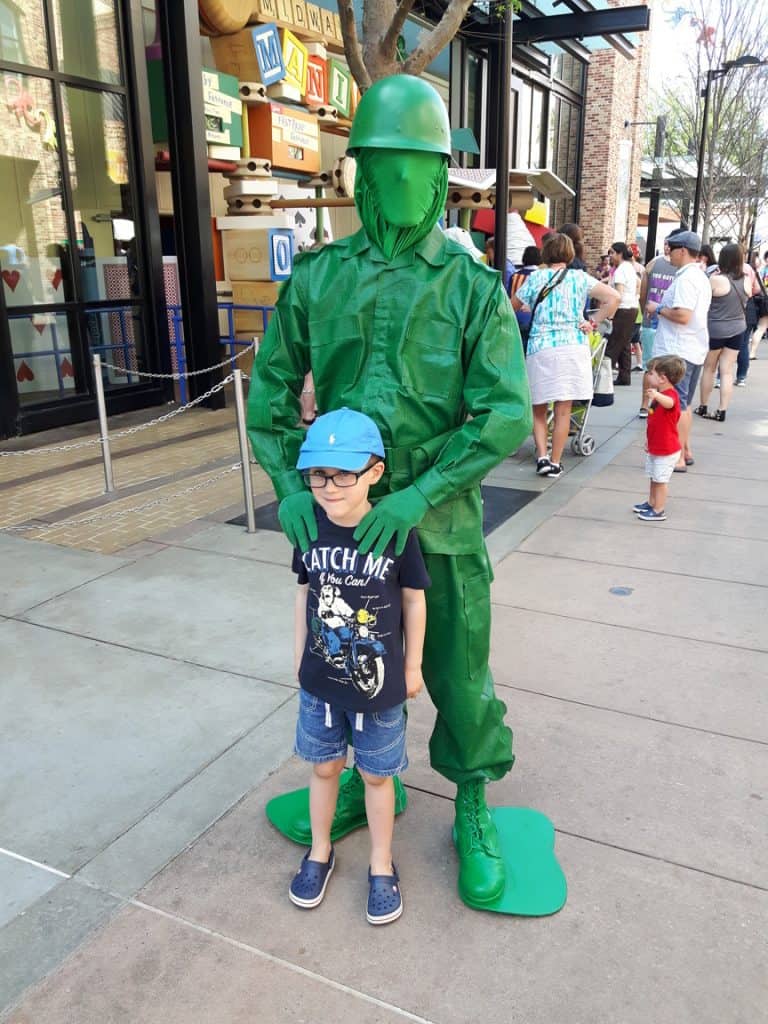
left=645, top=230, right=711, bottom=471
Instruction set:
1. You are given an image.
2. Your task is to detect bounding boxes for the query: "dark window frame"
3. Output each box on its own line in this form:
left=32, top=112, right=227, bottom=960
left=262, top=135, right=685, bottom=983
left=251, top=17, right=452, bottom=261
left=0, top=0, right=168, bottom=437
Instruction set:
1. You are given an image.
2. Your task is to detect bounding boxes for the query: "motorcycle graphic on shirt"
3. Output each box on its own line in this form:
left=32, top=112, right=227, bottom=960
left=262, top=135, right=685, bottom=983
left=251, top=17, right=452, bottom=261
left=311, top=584, right=386, bottom=698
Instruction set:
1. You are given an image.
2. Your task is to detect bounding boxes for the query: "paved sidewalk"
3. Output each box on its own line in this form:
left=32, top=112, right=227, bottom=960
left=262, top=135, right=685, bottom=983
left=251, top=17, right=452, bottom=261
left=1, top=369, right=766, bottom=1023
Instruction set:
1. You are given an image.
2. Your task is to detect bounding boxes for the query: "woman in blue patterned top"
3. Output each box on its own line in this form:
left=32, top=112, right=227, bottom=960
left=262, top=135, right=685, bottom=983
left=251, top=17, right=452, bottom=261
left=513, top=233, right=619, bottom=479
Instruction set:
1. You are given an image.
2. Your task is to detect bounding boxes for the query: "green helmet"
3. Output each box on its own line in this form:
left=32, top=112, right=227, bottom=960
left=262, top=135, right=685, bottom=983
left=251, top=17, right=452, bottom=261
left=347, top=74, right=451, bottom=157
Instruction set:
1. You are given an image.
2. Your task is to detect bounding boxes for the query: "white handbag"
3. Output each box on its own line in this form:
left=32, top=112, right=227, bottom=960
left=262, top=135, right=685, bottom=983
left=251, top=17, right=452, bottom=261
left=592, top=357, right=615, bottom=406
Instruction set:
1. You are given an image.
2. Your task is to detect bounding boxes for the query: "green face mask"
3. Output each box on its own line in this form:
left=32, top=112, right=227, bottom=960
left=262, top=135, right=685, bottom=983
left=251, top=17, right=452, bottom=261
left=355, top=148, right=448, bottom=260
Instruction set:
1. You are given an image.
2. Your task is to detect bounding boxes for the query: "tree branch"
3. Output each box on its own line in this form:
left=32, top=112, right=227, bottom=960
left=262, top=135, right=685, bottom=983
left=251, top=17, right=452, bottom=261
left=381, top=0, right=417, bottom=60
left=402, top=0, right=475, bottom=77
left=338, top=0, right=371, bottom=90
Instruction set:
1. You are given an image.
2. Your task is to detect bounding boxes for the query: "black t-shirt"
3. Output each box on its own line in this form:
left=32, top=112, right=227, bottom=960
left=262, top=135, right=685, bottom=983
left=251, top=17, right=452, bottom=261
left=292, top=508, right=431, bottom=712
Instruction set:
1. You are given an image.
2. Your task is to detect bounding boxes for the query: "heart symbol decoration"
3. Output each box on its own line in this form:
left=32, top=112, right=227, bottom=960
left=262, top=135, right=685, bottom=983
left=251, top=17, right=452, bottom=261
left=16, top=361, right=34, bottom=383
left=51, top=268, right=62, bottom=291
left=2, top=269, right=20, bottom=291
left=61, top=357, right=74, bottom=378
left=32, top=320, right=46, bottom=335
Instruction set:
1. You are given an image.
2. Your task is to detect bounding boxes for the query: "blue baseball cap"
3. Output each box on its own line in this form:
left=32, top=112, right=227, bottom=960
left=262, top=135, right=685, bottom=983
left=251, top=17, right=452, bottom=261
left=297, top=408, right=385, bottom=471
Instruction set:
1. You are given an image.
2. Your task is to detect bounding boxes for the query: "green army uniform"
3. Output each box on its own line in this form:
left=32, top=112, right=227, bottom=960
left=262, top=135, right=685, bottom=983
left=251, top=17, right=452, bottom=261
left=247, top=75, right=532, bottom=907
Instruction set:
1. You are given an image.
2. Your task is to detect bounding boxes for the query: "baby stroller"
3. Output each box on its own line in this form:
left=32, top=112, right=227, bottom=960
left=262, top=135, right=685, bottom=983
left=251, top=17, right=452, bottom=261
left=546, top=331, right=608, bottom=457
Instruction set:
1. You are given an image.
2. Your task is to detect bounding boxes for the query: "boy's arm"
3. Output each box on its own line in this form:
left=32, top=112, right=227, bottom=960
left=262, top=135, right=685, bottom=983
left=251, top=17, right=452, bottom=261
left=401, top=587, right=427, bottom=699
left=647, top=387, right=675, bottom=409
left=294, top=583, right=309, bottom=678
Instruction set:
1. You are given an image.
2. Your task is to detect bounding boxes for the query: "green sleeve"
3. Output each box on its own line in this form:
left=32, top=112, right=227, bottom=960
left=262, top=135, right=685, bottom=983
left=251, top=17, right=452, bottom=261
left=246, top=258, right=311, bottom=501
left=413, top=278, right=532, bottom=508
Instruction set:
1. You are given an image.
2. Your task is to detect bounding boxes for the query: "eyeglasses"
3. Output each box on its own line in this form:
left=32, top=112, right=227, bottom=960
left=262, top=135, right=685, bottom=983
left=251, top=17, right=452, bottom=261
left=302, top=462, right=380, bottom=489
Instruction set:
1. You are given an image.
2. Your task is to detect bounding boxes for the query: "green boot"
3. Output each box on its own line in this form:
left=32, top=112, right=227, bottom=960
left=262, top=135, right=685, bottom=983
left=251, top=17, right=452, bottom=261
left=280, top=767, right=408, bottom=845
left=453, top=779, right=506, bottom=906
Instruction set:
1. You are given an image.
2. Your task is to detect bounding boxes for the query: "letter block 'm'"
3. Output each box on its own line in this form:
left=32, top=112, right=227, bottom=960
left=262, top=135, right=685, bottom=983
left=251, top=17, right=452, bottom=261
left=252, top=23, right=286, bottom=86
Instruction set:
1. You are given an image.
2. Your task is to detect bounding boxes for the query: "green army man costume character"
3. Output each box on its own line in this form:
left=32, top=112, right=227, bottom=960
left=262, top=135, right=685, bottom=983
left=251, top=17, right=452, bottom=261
left=248, top=75, right=532, bottom=909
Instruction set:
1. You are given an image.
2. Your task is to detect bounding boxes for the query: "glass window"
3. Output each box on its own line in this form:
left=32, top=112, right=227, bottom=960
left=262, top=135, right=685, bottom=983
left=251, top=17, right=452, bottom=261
left=0, top=74, right=73, bottom=307
left=53, top=0, right=122, bottom=84
left=0, top=0, right=49, bottom=69
left=62, top=85, right=136, bottom=301
left=9, top=311, right=82, bottom=404
left=86, top=307, right=146, bottom=388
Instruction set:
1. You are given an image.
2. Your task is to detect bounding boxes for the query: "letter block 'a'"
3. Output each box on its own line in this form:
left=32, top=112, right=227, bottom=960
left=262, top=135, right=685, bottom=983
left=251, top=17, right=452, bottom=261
left=252, top=23, right=286, bottom=86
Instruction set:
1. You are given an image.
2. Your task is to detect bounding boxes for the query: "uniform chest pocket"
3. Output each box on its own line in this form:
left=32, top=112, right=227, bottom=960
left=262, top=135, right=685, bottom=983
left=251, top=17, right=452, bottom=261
left=401, top=320, right=463, bottom=398
left=308, top=315, right=367, bottom=398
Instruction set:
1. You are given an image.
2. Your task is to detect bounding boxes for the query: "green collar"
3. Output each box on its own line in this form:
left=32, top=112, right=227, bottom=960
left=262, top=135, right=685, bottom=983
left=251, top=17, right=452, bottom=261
left=341, top=225, right=448, bottom=267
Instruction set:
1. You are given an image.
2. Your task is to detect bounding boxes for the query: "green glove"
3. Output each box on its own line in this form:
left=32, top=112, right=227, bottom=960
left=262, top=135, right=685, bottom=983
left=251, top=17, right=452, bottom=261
left=354, top=486, right=429, bottom=558
left=278, top=490, right=318, bottom=552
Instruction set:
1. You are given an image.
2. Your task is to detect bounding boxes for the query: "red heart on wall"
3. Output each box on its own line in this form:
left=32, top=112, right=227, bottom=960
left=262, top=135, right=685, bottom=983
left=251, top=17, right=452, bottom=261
left=2, top=269, right=20, bottom=291
left=51, top=269, right=62, bottom=290
left=32, top=320, right=46, bottom=334
left=61, top=357, right=74, bottom=378
left=16, top=361, right=34, bottom=382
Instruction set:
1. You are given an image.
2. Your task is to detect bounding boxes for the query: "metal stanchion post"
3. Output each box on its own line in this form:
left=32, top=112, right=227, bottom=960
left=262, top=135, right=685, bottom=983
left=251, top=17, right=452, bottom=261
left=232, top=368, right=256, bottom=533
left=92, top=353, right=115, bottom=493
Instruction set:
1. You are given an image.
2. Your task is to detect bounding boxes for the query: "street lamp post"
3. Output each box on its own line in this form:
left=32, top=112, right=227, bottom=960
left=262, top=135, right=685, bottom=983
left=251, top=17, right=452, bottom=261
left=691, top=55, right=768, bottom=235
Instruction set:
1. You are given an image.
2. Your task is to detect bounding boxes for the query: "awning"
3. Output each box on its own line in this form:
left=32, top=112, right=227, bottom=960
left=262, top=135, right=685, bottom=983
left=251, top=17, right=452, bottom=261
left=449, top=167, right=574, bottom=201
left=511, top=0, right=648, bottom=61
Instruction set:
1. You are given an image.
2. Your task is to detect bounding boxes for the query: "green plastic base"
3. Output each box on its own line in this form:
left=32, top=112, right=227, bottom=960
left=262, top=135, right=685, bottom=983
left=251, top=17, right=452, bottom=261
left=473, top=806, right=567, bottom=916
left=265, top=770, right=407, bottom=845
left=266, top=779, right=566, bottom=917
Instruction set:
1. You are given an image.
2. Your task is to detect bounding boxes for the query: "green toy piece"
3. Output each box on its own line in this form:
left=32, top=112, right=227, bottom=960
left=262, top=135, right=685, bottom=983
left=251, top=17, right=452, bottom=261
left=248, top=74, right=549, bottom=914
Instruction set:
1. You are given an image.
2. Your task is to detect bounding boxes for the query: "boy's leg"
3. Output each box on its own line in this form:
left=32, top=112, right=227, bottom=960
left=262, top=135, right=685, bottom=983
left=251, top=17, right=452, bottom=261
left=650, top=480, right=667, bottom=511
left=309, top=758, right=345, bottom=862
left=359, top=771, right=395, bottom=875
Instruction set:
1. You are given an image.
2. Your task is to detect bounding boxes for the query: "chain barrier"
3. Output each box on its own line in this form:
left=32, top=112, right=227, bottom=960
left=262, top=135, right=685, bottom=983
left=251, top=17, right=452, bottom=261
left=0, top=462, right=243, bottom=534
left=0, top=375, right=234, bottom=458
left=98, top=341, right=256, bottom=381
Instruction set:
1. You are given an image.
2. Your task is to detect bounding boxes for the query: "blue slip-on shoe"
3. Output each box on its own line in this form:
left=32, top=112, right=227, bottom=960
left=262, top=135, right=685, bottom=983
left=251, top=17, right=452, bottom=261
left=366, top=865, right=403, bottom=925
left=632, top=500, right=652, bottom=513
left=637, top=508, right=667, bottom=522
left=289, top=848, right=335, bottom=909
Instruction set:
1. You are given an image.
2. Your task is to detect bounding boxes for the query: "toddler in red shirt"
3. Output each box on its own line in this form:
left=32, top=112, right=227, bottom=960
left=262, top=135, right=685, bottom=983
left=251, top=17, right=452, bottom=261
left=634, top=355, right=686, bottom=522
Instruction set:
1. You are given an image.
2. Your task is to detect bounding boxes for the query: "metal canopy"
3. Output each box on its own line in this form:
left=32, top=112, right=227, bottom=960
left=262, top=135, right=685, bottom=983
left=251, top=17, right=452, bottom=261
left=513, top=5, right=649, bottom=53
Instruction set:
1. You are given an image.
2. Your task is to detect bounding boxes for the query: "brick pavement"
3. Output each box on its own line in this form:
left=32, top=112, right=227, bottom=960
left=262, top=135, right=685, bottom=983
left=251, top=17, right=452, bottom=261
left=0, top=405, right=273, bottom=554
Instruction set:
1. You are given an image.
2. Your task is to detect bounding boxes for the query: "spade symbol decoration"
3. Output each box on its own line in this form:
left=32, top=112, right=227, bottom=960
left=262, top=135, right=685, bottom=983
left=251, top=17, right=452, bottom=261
left=294, top=212, right=306, bottom=226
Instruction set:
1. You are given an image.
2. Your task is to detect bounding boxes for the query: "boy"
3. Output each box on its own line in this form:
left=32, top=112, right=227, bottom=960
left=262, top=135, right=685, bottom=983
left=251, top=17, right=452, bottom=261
left=289, top=408, right=430, bottom=925
left=634, top=355, right=686, bottom=522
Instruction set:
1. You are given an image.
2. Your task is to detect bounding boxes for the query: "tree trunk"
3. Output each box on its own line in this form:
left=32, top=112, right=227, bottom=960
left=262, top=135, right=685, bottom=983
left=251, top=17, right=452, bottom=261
left=339, top=0, right=476, bottom=88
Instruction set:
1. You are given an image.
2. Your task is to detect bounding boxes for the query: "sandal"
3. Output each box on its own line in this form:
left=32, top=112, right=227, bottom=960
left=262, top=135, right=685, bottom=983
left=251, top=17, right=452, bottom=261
left=684, top=456, right=695, bottom=466
left=366, top=865, right=403, bottom=925
left=536, top=456, right=552, bottom=476
left=705, top=410, right=725, bottom=422
left=693, top=405, right=708, bottom=417
left=288, top=848, right=335, bottom=909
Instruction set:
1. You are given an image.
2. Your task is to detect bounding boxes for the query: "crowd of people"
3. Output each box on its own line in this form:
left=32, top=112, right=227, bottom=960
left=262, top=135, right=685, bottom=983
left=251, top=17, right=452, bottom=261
left=504, top=220, right=764, bottom=505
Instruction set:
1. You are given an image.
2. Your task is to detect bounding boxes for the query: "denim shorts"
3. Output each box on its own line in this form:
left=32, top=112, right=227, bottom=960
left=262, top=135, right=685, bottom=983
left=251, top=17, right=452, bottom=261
left=294, top=689, right=408, bottom=777
left=674, top=359, right=702, bottom=411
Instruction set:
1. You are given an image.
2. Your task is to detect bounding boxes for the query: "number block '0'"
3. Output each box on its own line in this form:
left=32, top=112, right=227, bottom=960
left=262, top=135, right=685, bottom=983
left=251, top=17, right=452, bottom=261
left=222, top=228, right=294, bottom=282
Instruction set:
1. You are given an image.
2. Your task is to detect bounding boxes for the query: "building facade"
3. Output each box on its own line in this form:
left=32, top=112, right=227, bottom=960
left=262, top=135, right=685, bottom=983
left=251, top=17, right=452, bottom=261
left=0, top=0, right=649, bottom=439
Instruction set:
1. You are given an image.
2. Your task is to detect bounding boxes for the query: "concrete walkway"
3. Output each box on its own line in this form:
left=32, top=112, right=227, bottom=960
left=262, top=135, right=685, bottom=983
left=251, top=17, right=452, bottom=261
left=1, top=369, right=766, bottom=1023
